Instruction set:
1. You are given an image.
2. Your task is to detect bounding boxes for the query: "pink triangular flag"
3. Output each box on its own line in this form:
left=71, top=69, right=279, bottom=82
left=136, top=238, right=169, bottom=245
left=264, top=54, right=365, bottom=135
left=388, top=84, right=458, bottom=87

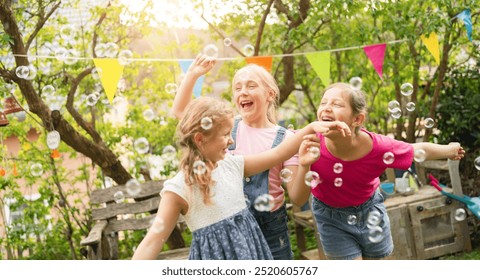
left=363, top=43, right=386, bottom=80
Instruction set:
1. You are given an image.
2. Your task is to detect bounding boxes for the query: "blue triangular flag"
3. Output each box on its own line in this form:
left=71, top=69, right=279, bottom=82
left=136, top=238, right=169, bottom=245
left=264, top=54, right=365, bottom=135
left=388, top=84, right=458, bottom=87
left=455, top=9, right=473, bottom=42
left=178, top=60, right=204, bottom=98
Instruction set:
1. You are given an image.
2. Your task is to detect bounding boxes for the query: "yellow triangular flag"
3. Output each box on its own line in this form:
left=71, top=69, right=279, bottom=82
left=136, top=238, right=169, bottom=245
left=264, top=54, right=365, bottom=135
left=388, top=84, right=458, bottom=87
left=305, top=52, right=330, bottom=87
left=421, top=32, right=440, bottom=65
left=93, top=58, right=125, bottom=104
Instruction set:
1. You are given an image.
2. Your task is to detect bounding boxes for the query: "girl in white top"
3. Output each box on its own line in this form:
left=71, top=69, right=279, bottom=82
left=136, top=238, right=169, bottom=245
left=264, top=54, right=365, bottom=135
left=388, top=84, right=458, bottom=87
left=132, top=96, right=350, bottom=260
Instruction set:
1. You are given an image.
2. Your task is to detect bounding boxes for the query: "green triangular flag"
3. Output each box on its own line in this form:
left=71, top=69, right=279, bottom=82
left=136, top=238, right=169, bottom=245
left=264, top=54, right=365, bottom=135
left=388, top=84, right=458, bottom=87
left=305, top=52, right=331, bottom=86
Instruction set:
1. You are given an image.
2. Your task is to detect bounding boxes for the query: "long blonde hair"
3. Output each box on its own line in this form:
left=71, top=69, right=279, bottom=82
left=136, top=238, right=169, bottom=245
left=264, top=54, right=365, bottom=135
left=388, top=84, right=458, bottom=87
left=176, top=97, right=234, bottom=204
left=232, top=64, right=279, bottom=124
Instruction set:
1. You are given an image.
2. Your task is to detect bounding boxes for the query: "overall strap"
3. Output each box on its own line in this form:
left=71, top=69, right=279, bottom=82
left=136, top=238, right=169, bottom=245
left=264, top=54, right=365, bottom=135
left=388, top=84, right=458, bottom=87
left=271, top=126, right=287, bottom=148
left=228, top=117, right=241, bottom=150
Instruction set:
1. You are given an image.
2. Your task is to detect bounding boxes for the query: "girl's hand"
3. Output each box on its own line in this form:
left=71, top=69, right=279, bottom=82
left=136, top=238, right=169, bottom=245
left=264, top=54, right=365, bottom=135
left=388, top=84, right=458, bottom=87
left=188, top=54, right=216, bottom=77
left=449, top=142, right=465, bottom=160
left=299, top=134, right=321, bottom=167
left=313, top=121, right=351, bottom=137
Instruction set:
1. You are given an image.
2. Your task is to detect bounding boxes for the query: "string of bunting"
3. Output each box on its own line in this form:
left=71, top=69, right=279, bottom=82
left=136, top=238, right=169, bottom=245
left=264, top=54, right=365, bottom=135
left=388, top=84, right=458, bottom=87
left=9, top=9, right=474, bottom=105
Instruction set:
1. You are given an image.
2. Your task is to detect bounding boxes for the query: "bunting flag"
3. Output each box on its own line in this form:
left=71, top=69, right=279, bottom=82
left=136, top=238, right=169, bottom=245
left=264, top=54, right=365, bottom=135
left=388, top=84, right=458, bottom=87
left=421, top=32, right=440, bottom=65
left=363, top=43, right=386, bottom=80
left=454, top=9, right=473, bottom=42
left=179, top=60, right=205, bottom=98
left=245, top=56, right=273, bottom=72
left=305, top=52, right=331, bottom=86
left=93, top=58, right=125, bottom=104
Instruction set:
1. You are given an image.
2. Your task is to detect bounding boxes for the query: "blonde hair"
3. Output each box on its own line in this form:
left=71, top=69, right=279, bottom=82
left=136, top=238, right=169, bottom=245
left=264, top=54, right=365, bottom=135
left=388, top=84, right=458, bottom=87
left=176, top=97, right=234, bottom=204
left=232, top=64, right=279, bottom=124
left=323, top=82, right=367, bottom=134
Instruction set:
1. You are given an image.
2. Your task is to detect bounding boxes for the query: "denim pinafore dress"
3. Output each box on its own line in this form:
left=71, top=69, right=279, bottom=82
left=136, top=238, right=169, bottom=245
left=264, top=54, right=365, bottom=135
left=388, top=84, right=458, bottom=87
left=228, top=118, right=294, bottom=260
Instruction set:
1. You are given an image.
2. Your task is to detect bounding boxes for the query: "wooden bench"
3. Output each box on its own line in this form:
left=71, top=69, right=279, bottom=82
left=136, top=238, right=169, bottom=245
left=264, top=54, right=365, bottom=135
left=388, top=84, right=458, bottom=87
left=80, top=180, right=190, bottom=260
left=292, top=159, right=472, bottom=260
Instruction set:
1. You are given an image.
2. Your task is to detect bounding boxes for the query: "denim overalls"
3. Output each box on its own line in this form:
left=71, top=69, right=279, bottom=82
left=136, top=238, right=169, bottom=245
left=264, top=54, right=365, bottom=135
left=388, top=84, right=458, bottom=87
left=228, top=118, right=293, bottom=260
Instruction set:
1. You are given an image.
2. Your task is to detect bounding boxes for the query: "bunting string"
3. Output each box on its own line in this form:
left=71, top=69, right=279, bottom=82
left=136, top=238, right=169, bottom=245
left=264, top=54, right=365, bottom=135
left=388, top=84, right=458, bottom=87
left=11, top=39, right=409, bottom=62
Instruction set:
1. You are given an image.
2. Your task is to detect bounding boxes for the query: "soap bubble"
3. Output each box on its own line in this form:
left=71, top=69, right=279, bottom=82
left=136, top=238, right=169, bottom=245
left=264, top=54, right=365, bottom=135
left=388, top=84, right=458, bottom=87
left=30, top=163, right=44, bottom=177
left=414, top=148, right=426, bottom=163
left=162, top=145, right=177, bottom=161
left=424, top=117, right=435, bottom=128
left=349, top=77, right=363, bottom=90
left=165, top=83, right=178, bottom=94
left=388, top=100, right=400, bottom=112
left=347, top=215, right=357, bottom=225
left=383, top=152, right=395, bottom=165
left=46, top=130, right=61, bottom=150
left=223, top=38, right=232, bottom=47
left=142, top=109, right=155, bottom=121
left=474, top=156, right=480, bottom=171
left=201, top=117, right=213, bottom=130
left=254, top=194, right=274, bottom=212
left=134, top=137, right=150, bottom=154
left=390, top=107, right=402, bottom=119
left=334, top=177, right=343, bottom=187
left=400, top=83, right=413, bottom=96
left=333, top=163, right=343, bottom=174
left=406, top=102, right=416, bottom=112
left=203, top=44, right=219, bottom=58
left=304, top=171, right=321, bottom=188
left=118, top=49, right=133, bottom=65
left=454, top=208, right=466, bottom=221
left=368, top=226, right=385, bottom=243
left=126, top=178, right=142, bottom=196
left=149, top=216, right=166, bottom=233
left=193, top=160, right=207, bottom=175
left=113, top=191, right=124, bottom=203
left=42, top=85, right=56, bottom=96
left=308, top=146, right=320, bottom=159
left=280, top=168, right=293, bottom=183
left=243, top=44, right=255, bottom=57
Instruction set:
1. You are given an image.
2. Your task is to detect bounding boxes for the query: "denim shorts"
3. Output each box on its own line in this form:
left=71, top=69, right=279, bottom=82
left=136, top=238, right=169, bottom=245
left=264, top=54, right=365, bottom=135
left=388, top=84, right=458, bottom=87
left=311, top=191, right=394, bottom=260
left=251, top=204, right=293, bottom=260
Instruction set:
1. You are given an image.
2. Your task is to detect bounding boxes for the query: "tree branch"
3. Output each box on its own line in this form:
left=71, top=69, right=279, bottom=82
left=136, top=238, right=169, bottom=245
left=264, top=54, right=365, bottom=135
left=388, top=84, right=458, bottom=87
left=65, top=67, right=102, bottom=143
left=25, top=1, right=62, bottom=51
left=254, top=0, right=275, bottom=56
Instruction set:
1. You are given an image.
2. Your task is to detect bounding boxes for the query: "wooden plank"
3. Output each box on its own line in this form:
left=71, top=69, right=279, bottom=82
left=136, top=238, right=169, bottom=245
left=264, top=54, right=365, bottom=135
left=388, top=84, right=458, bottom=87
left=384, top=186, right=444, bottom=209
left=157, top=247, right=190, bottom=260
left=92, top=196, right=161, bottom=220
left=80, top=220, right=108, bottom=246
left=386, top=205, right=415, bottom=259
left=90, top=180, right=164, bottom=204
left=105, top=215, right=154, bottom=233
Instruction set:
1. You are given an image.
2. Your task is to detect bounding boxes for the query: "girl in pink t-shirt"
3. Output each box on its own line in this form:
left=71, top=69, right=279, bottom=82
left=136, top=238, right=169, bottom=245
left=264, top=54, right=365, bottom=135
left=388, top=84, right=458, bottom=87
left=297, top=82, right=465, bottom=260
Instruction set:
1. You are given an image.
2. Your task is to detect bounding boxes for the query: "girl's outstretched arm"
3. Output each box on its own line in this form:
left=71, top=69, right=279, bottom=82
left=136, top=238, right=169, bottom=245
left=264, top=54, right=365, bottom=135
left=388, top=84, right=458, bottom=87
left=172, top=54, right=216, bottom=119
left=244, top=121, right=350, bottom=177
left=412, top=142, right=465, bottom=161
left=132, top=192, right=187, bottom=260
left=289, top=134, right=321, bottom=206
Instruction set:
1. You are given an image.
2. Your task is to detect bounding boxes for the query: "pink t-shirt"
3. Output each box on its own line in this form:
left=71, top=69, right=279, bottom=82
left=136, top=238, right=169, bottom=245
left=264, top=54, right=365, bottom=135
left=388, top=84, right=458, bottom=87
left=311, top=128, right=414, bottom=208
left=230, top=121, right=299, bottom=211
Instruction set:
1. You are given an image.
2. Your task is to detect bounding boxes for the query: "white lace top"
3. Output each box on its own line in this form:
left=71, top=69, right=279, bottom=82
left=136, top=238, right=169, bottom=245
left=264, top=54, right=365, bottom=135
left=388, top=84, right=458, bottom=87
left=161, top=153, right=247, bottom=232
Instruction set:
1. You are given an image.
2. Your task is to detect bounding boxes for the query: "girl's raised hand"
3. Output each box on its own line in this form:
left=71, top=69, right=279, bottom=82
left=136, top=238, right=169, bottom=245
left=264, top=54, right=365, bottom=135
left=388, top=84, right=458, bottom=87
left=312, top=121, right=351, bottom=137
left=299, top=134, right=321, bottom=167
left=188, top=54, right=216, bottom=77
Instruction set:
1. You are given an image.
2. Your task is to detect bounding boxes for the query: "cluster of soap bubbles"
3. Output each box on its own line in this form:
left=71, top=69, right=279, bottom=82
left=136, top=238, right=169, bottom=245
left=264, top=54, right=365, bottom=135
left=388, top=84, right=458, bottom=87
left=15, top=65, right=37, bottom=80
left=366, top=210, right=384, bottom=243
left=201, top=42, right=255, bottom=58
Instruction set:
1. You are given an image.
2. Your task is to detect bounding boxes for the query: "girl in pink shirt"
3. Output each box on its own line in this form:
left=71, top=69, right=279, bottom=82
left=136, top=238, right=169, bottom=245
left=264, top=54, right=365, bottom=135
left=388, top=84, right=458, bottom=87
left=297, top=82, right=465, bottom=260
